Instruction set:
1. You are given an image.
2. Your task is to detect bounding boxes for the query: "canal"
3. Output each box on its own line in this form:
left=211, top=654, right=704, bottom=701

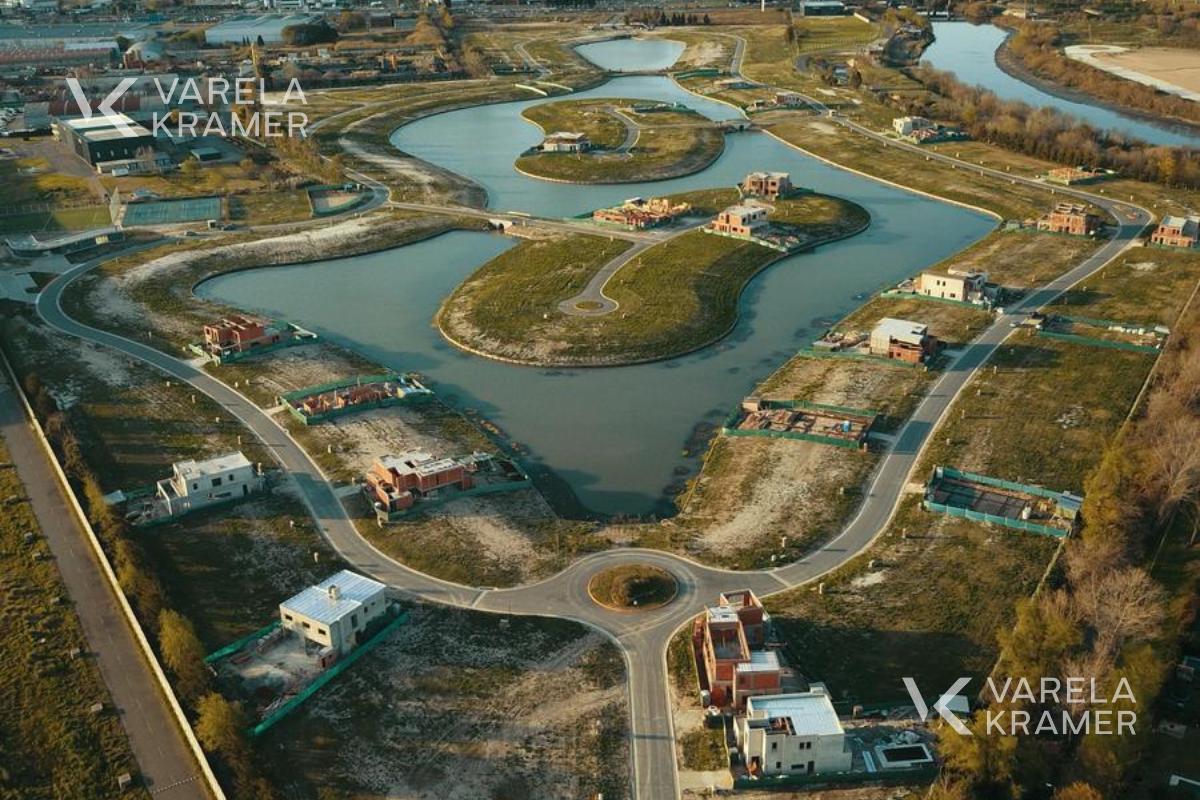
left=923, top=21, right=1200, bottom=148
left=198, top=38, right=994, bottom=518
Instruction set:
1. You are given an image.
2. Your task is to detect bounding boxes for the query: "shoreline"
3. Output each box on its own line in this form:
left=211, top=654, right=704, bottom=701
left=989, top=27, right=1200, bottom=140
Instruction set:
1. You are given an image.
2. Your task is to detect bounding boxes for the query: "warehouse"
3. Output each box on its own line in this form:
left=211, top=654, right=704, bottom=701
left=55, top=113, right=156, bottom=167
left=204, top=13, right=325, bottom=45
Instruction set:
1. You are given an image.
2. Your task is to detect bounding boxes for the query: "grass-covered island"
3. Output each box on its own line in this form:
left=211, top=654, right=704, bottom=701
left=515, top=98, right=725, bottom=183
left=436, top=190, right=870, bottom=366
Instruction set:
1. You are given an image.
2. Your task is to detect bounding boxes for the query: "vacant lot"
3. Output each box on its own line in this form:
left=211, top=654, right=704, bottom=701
left=835, top=294, right=993, bottom=349
left=921, top=229, right=1104, bottom=290
left=1044, top=248, right=1200, bottom=326
left=918, top=331, right=1154, bottom=493
left=261, top=607, right=628, bottom=800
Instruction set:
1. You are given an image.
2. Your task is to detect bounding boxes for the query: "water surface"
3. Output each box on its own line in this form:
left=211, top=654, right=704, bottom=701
left=201, top=44, right=995, bottom=517
left=923, top=22, right=1200, bottom=148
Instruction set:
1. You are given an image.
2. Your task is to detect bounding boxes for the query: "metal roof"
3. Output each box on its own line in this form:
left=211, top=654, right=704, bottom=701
left=736, top=650, right=781, bottom=673
left=174, top=451, right=251, bottom=482
left=280, top=569, right=386, bottom=625
left=747, top=685, right=844, bottom=737
left=874, top=317, right=928, bottom=345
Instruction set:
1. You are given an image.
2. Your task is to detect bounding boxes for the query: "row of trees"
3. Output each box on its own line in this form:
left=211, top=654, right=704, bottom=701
left=1005, top=22, right=1200, bottom=128
left=899, top=64, right=1200, bottom=189
left=16, top=367, right=274, bottom=799
left=932, top=303, right=1200, bottom=799
left=624, top=9, right=713, bottom=27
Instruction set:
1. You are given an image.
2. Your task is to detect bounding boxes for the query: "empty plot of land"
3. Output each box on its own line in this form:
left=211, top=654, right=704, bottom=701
left=1067, top=45, right=1200, bottom=101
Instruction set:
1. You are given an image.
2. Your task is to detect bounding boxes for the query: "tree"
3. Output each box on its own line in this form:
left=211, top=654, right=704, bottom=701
left=281, top=21, right=338, bottom=47
left=195, top=693, right=250, bottom=763
left=1072, top=567, right=1165, bottom=658
left=1054, top=783, right=1103, bottom=800
left=997, top=592, right=1081, bottom=680
left=179, top=157, right=202, bottom=179
left=936, top=712, right=1019, bottom=798
left=158, top=609, right=210, bottom=701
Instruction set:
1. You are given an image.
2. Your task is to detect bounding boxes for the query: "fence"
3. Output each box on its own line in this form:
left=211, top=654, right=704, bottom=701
left=204, top=621, right=280, bottom=665
left=250, top=610, right=409, bottom=737
left=734, top=764, right=938, bottom=790
left=722, top=399, right=877, bottom=449
left=1037, top=330, right=1161, bottom=354
left=280, top=373, right=433, bottom=425
left=923, top=465, right=1073, bottom=539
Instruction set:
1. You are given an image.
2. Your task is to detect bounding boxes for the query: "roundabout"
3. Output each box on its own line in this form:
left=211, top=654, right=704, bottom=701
left=587, top=564, right=679, bottom=611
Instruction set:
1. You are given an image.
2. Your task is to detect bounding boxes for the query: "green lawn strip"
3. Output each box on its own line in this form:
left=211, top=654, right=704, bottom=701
left=437, top=233, right=631, bottom=357
left=0, top=206, right=112, bottom=234
left=0, top=437, right=147, bottom=799
left=1043, top=249, right=1200, bottom=328
left=917, top=332, right=1155, bottom=494
left=765, top=496, right=1059, bottom=706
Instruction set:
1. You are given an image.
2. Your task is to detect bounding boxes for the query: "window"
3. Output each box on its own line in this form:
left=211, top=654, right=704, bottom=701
left=317, top=628, right=326, bottom=636
left=212, top=477, right=222, bottom=487
left=351, top=614, right=359, bottom=628
left=770, top=742, right=778, bottom=751
left=284, top=614, right=293, bottom=622
left=775, top=762, right=781, bottom=770
left=192, top=482, right=199, bottom=491
left=302, top=621, right=311, bottom=629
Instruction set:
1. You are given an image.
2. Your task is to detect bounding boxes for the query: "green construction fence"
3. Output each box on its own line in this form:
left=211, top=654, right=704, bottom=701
left=251, top=610, right=410, bottom=737
left=923, top=466, right=1074, bottom=539
left=722, top=399, right=878, bottom=449
left=734, top=764, right=938, bottom=790
left=280, top=374, right=433, bottom=425
left=204, top=621, right=280, bottom=665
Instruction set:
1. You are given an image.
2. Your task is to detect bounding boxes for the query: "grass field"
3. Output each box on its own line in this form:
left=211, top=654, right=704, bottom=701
left=1044, top=248, right=1200, bottom=326
left=834, top=294, right=994, bottom=348
left=517, top=99, right=725, bottom=183
left=917, top=331, right=1155, bottom=493
left=0, top=434, right=147, bottom=799
left=0, top=206, right=111, bottom=234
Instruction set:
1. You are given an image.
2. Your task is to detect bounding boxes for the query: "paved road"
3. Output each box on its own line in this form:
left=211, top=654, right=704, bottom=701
left=28, top=50, right=1153, bottom=800
left=0, top=371, right=206, bottom=799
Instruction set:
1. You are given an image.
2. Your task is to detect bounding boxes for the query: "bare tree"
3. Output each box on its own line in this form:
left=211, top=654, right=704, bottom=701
left=1072, top=567, right=1165, bottom=658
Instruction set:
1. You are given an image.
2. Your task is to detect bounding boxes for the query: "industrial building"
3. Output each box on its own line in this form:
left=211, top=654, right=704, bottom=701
left=736, top=685, right=854, bottom=778
left=708, top=204, right=768, bottom=237
left=741, top=171, right=794, bottom=201
left=1150, top=214, right=1199, bottom=249
left=869, top=318, right=937, bottom=364
left=204, top=13, right=325, bottom=45
left=155, top=451, right=263, bottom=517
left=540, top=131, right=589, bottom=153
left=1037, top=202, right=1101, bottom=236
left=54, top=113, right=157, bottom=167
left=279, top=570, right=389, bottom=655
left=694, top=590, right=782, bottom=709
left=914, top=268, right=989, bottom=304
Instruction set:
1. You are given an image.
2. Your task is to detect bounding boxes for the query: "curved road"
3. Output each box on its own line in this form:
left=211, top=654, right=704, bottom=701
left=31, top=39, right=1153, bottom=800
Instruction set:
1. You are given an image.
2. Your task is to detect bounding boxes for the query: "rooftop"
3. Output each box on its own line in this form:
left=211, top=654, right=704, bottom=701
left=174, top=451, right=251, bottom=482
left=746, top=684, right=843, bottom=737
left=280, top=569, right=387, bottom=625
left=874, top=317, right=928, bottom=343
left=1161, top=215, right=1200, bottom=234
left=379, top=450, right=462, bottom=478
left=736, top=650, right=781, bottom=674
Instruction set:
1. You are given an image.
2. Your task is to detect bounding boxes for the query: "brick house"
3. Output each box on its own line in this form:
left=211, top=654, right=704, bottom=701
left=1037, top=202, right=1101, bottom=236
left=365, top=450, right=473, bottom=514
left=201, top=314, right=282, bottom=357
left=709, top=204, right=768, bottom=237
left=1150, top=215, right=1199, bottom=249
left=694, top=590, right=781, bottom=709
left=741, top=171, right=794, bottom=200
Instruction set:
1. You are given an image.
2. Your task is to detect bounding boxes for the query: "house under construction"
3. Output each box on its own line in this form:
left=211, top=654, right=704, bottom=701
left=280, top=374, right=432, bottom=425
left=365, top=450, right=530, bottom=521
left=924, top=465, right=1081, bottom=538
left=724, top=397, right=876, bottom=449
left=592, top=196, right=691, bottom=229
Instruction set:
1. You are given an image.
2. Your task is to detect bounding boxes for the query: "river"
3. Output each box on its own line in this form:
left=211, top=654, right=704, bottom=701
left=198, top=38, right=994, bottom=518
left=923, top=21, right=1200, bottom=148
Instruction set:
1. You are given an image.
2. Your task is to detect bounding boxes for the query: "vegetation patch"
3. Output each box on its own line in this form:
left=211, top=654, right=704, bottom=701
left=515, top=98, right=725, bottom=183
left=588, top=564, right=677, bottom=610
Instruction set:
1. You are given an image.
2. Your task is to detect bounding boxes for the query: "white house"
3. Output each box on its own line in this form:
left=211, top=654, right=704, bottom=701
left=915, top=268, right=988, bottom=304
left=279, top=570, right=389, bottom=655
left=892, top=115, right=932, bottom=136
left=542, top=131, right=589, bottom=153
left=737, top=684, right=853, bottom=778
left=155, top=451, right=262, bottom=515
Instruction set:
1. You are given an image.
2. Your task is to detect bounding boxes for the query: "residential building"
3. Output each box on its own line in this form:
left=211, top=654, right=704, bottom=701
left=1037, top=202, right=1101, bottom=236
left=737, top=685, right=853, bottom=777
left=1046, top=166, right=1108, bottom=186
left=1150, top=215, right=1200, bottom=249
left=709, top=204, right=768, bottom=237
left=54, top=114, right=156, bottom=167
left=592, top=196, right=690, bottom=228
left=741, top=171, right=794, bottom=200
left=365, top=450, right=474, bottom=513
left=541, top=131, right=589, bottom=153
left=774, top=91, right=805, bottom=107
left=695, top=590, right=781, bottom=709
left=914, top=269, right=988, bottom=303
left=155, top=452, right=262, bottom=516
left=202, top=314, right=284, bottom=358
left=892, top=115, right=932, bottom=136
left=869, top=317, right=937, bottom=364
left=279, top=570, right=389, bottom=655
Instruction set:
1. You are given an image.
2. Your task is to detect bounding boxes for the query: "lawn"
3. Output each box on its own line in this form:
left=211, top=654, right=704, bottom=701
left=517, top=98, right=725, bottom=183
left=0, top=206, right=112, bottom=234
left=765, top=496, right=1059, bottom=706
left=1044, top=248, right=1200, bottom=327
left=227, top=190, right=313, bottom=226
left=0, top=435, right=147, bottom=799
left=917, top=331, right=1155, bottom=493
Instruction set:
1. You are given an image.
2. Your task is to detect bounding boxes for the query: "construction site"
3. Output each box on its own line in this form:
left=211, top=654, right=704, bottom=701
left=365, top=450, right=531, bottom=522
left=723, top=397, right=876, bottom=449
left=281, top=374, right=433, bottom=425
left=190, top=314, right=318, bottom=364
left=591, top=196, right=692, bottom=229
left=923, top=466, right=1082, bottom=538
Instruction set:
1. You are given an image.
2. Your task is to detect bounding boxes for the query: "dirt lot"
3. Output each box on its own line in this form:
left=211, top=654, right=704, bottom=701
left=1089, top=46, right=1200, bottom=95
left=261, top=607, right=629, bottom=800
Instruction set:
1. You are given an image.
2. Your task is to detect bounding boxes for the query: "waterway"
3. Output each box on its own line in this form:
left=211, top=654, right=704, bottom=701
left=923, top=22, right=1200, bottom=148
left=198, top=38, right=994, bottom=518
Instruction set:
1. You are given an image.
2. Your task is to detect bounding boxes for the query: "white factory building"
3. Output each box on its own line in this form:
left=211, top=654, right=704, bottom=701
left=279, top=570, right=389, bottom=655
left=204, top=13, right=325, bottom=44
left=155, top=451, right=262, bottom=516
left=736, top=684, right=853, bottom=778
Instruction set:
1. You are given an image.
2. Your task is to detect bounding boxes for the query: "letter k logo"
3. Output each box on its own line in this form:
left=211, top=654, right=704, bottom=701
left=65, top=77, right=140, bottom=137
left=903, top=676, right=972, bottom=735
